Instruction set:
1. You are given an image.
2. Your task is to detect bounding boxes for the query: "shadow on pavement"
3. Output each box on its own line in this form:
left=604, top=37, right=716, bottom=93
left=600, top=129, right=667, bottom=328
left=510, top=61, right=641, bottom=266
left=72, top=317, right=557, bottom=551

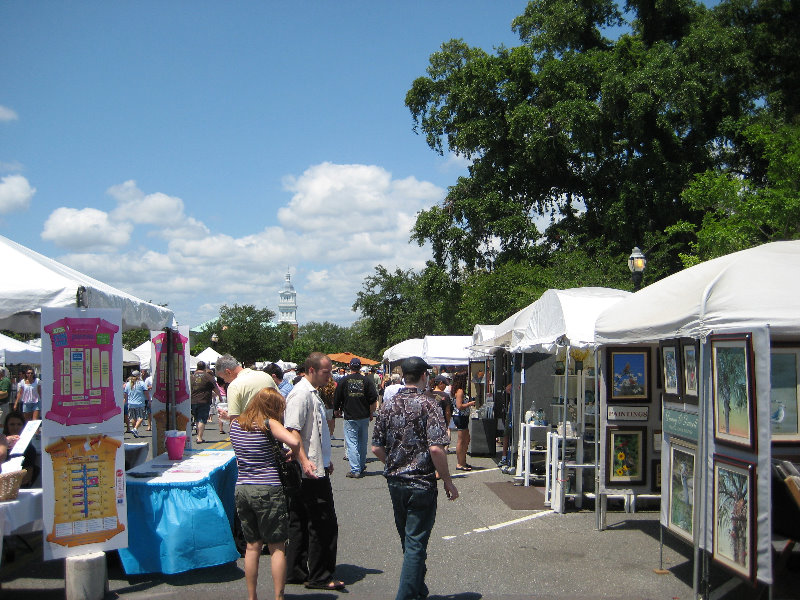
left=335, top=562, right=383, bottom=585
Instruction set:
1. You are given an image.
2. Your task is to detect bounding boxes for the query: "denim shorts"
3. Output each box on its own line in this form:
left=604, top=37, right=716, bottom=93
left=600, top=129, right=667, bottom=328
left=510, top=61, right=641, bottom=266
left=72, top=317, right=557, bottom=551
left=235, top=484, right=288, bottom=544
left=191, top=403, right=211, bottom=424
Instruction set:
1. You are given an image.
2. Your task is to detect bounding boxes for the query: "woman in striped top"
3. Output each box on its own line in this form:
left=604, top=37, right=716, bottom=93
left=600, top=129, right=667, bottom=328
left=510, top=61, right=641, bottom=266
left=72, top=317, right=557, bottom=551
left=230, top=387, right=307, bottom=600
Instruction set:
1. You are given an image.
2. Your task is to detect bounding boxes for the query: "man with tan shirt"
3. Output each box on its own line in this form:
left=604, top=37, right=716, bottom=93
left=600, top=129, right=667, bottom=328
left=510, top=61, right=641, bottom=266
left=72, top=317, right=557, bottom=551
left=214, top=354, right=277, bottom=419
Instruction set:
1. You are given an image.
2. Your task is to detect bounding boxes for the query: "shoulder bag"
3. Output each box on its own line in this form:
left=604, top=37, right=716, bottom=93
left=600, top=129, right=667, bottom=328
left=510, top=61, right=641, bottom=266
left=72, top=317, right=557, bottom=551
left=264, top=420, right=303, bottom=496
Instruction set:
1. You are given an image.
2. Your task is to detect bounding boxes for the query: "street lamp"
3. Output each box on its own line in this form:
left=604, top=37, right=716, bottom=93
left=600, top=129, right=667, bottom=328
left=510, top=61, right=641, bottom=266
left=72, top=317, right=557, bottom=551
left=628, top=246, right=647, bottom=291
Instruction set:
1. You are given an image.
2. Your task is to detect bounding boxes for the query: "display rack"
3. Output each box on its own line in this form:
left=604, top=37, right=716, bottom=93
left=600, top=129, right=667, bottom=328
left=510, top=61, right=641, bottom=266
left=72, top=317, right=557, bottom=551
left=547, top=366, right=598, bottom=512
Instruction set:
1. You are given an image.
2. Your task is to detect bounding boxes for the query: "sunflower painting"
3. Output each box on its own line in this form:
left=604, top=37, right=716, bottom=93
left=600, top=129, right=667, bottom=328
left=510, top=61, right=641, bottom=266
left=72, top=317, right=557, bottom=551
left=606, top=426, right=647, bottom=486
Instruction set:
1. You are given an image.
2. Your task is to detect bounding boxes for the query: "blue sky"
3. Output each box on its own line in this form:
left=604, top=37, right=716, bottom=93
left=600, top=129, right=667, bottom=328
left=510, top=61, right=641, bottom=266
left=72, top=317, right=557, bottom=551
left=1, top=1, right=533, bottom=329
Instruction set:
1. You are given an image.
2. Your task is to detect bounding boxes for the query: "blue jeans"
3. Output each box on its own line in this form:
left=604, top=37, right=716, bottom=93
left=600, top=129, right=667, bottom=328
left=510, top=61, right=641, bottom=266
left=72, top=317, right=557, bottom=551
left=387, top=480, right=438, bottom=600
left=343, top=418, right=369, bottom=474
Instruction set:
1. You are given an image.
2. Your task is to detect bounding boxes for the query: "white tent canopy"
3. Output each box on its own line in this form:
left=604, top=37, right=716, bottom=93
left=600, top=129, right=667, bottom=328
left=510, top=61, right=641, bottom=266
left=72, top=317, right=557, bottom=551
left=470, top=324, right=496, bottom=357
left=0, top=235, right=175, bottom=333
left=422, top=335, right=472, bottom=365
left=195, top=347, right=222, bottom=365
left=595, top=240, right=800, bottom=344
left=122, top=348, right=141, bottom=367
left=481, top=303, right=538, bottom=352
left=132, top=340, right=151, bottom=369
left=382, top=338, right=424, bottom=363
left=0, top=332, right=41, bottom=365
left=513, top=287, right=631, bottom=353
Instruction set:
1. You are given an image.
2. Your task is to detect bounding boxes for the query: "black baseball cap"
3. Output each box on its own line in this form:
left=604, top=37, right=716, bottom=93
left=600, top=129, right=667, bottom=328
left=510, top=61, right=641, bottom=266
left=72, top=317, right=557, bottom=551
left=433, top=374, right=449, bottom=384
left=349, top=357, right=362, bottom=369
left=401, top=356, right=431, bottom=377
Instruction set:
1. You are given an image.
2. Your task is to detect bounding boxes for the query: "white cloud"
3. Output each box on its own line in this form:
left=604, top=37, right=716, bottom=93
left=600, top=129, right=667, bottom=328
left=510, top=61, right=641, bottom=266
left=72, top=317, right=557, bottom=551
left=41, top=207, right=132, bottom=250
left=0, top=106, right=18, bottom=121
left=53, top=162, right=441, bottom=327
left=0, top=161, right=24, bottom=173
left=0, top=174, right=35, bottom=214
left=108, top=180, right=186, bottom=225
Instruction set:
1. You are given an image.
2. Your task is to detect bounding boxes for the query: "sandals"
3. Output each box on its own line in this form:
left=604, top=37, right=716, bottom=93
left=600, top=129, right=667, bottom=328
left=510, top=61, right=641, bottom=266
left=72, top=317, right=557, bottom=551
left=456, top=464, right=473, bottom=471
left=304, top=580, right=345, bottom=591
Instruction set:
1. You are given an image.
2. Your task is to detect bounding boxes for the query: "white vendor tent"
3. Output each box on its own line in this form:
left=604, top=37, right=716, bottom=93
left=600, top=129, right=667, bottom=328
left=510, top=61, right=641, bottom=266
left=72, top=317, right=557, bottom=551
left=122, top=348, right=141, bottom=367
left=513, top=287, right=631, bottom=353
left=382, top=338, right=424, bottom=363
left=469, top=324, right=496, bottom=357
left=421, top=335, right=472, bottom=365
left=195, top=346, right=222, bottom=365
left=0, top=235, right=175, bottom=333
left=131, top=340, right=152, bottom=369
left=481, top=303, right=538, bottom=352
left=595, top=240, right=800, bottom=343
left=593, top=241, right=800, bottom=588
left=0, top=332, right=41, bottom=365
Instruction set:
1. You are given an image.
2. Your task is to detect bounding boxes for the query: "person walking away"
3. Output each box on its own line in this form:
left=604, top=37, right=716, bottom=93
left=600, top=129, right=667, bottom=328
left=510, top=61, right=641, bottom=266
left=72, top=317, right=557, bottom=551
left=451, top=371, right=475, bottom=471
left=142, top=368, right=153, bottom=431
left=14, top=368, right=41, bottom=421
left=334, top=357, right=377, bottom=478
left=371, top=356, right=458, bottom=600
left=216, top=354, right=278, bottom=420
left=124, top=371, right=148, bottom=437
left=229, top=387, right=312, bottom=600
left=190, top=361, right=219, bottom=444
left=283, top=352, right=344, bottom=591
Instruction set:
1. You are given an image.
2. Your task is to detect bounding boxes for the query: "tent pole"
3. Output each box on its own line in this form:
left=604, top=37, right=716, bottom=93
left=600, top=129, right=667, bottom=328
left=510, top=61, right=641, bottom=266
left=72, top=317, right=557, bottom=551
left=594, top=350, right=601, bottom=531
left=166, top=328, right=176, bottom=433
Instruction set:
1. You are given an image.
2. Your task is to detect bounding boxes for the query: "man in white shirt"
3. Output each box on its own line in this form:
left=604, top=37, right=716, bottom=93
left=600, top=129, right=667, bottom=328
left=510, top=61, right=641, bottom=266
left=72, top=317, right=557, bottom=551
left=382, top=372, right=403, bottom=404
left=283, top=352, right=344, bottom=591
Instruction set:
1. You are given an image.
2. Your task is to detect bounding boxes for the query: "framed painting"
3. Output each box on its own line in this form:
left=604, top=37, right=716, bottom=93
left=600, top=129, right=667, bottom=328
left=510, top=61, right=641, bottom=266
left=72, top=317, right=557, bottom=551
left=660, top=340, right=681, bottom=401
left=667, top=441, right=696, bottom=544
left=711, top=333, right=756, bottom=451
left=770, top=346, right=800, bottom=443
left=651, top=459, right=662, bottom=493
left=605, top=426, right=647, bottom=486
left=607, top=347, right=651, bottom=403
left=713, top=455, right=756, bottom=583
left=680, top=338, right=700, bottom=405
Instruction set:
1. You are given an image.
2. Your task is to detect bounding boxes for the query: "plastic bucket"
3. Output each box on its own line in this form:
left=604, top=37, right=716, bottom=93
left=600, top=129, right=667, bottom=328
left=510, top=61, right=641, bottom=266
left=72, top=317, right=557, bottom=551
left=165, top=430, right=187, bottom=460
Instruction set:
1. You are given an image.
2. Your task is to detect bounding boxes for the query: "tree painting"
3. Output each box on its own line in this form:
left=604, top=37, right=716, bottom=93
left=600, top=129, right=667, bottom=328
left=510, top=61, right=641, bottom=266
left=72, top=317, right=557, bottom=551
left=713, top=339, right=751, bottom=445
left=714, top=460, right=752, bottom=578
left=663, top=347, right=678, bottom=395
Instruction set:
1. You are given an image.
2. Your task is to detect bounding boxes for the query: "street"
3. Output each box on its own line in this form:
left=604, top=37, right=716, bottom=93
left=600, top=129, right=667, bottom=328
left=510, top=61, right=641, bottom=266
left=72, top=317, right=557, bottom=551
left=2, top=418, right=796, bottom=599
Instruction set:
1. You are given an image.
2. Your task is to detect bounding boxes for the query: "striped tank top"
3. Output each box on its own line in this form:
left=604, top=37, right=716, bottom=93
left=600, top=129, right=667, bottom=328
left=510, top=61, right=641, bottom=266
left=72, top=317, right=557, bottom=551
left=229, top=419, right=282, bottom=486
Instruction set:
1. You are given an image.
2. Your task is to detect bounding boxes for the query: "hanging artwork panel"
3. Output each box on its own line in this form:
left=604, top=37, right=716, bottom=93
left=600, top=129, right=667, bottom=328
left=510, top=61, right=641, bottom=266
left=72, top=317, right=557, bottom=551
left=680, top=338, right=700, bottom=404
left=606, top=347, right=650, bottom=403
left=713, top=455, right=756, bottom=583
left=667, top=441, right=696, bottom=544
left=770, top=346, right=800, bottom=443
left=711, top=333, right=756, bottom=451
left=659, top=340, right=681, bottom=402
left=605, top=425, right=647, bottom=486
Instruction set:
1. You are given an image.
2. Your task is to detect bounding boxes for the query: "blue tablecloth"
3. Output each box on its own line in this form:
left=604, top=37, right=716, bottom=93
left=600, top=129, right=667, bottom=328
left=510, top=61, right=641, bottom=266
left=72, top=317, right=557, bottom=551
left=119, top=450, right=239, bottom=575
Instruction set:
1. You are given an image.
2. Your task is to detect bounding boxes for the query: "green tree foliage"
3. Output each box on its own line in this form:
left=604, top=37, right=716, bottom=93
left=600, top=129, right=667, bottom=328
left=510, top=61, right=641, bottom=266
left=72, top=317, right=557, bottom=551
left=405, top=0, right=756, bottom=278
left=200, top=304, right=290, bottom=366
left=122, top=328, right=151, bottom=350
left=669, top=119, right=800, bottom=266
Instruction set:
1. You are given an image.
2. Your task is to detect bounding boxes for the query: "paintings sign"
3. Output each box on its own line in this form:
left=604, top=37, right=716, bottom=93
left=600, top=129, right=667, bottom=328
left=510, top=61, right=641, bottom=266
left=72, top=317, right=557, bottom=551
left=681, top=339, right=700, bottom=404
left=605, top=426, right=647, bottom=487
left=607, top=347, right=650, bottom=403
left=770, top=347, right=800, bottom=443
left=713, top=455, right=756, bottom=583
left=711, top=334, right=756, bottom=451
left=667, top=441, right=696, bottom=544
left=660, top=340, right=681, bottom=401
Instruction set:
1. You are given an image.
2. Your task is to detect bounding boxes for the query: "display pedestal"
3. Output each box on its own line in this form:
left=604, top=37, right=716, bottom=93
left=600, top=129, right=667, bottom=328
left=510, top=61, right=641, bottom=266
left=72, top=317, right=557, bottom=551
left=468, top=417, right=496, bottom=456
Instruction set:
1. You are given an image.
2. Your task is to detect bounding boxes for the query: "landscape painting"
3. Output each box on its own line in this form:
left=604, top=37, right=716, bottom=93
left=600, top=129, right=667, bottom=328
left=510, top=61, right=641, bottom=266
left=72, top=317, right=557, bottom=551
left=770, top=348, right=800, bottom=442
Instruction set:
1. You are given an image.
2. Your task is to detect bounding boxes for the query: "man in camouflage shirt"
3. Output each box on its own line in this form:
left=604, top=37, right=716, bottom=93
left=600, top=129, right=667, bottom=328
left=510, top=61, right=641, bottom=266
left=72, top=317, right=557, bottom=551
left=372, top=356, right=458, bottom=600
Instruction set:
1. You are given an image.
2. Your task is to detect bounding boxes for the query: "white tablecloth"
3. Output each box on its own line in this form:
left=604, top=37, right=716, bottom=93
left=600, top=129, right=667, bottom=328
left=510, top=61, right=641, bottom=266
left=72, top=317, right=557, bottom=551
left=0, top=489, right=43, bottom=564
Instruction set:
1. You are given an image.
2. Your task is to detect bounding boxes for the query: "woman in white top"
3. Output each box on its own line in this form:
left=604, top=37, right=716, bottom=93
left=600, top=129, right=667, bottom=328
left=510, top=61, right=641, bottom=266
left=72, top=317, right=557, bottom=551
left=14, top=368, right=41, bottom=421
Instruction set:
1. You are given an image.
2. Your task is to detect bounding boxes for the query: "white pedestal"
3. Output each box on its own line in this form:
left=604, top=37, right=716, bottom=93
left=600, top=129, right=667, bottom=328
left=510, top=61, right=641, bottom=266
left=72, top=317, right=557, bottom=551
left=65, top=551, right=108, bottom=600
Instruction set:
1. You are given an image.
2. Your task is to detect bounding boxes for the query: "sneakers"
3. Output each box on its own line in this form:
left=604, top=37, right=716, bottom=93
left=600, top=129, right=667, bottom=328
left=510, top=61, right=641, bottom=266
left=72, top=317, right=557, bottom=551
left=345, top=471, right=364, bottom=479
left=132, top=428, right=139, bottom=438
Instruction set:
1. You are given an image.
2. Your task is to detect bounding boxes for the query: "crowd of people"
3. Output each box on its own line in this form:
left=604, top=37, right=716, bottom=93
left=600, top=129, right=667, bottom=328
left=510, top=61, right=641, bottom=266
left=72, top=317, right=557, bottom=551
left=215, top=352, right=464, bottom=600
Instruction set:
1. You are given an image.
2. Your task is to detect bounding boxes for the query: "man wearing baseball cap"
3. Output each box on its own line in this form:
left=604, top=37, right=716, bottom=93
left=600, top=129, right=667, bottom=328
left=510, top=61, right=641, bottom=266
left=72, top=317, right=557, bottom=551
left=371, top=356, right=458, bottom=600
left=333, top=357, right=378, bottom=478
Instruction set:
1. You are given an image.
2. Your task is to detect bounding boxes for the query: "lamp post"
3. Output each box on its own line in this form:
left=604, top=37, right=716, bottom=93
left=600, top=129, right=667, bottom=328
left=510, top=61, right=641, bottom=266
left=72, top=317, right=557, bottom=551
left=628, top=246, right=647, bottom=291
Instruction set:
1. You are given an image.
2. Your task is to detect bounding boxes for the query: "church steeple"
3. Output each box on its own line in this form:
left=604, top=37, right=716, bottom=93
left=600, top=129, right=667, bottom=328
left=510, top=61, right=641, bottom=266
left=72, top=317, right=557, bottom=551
left=278, top=268, right=298, bottom=325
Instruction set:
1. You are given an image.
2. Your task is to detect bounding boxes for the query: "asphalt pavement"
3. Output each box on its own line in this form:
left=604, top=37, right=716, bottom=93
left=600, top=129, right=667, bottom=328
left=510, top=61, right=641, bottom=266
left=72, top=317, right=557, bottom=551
left=2, top=417, right=797, bottom=599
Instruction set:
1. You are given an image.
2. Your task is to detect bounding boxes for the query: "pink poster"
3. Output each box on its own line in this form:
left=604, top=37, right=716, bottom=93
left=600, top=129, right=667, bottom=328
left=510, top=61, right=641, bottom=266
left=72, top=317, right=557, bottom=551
left=152, top=331, right=189, bottom=405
